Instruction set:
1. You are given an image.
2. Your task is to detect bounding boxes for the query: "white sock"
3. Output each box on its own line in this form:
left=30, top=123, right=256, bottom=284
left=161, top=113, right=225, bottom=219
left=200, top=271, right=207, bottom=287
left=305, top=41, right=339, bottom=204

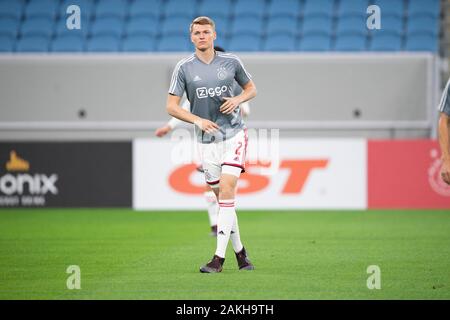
left=215, top=199, right=236, bottom=258
left=204, top=191, right=218, bottom=227
left=230, top=214, right=243, bottom=253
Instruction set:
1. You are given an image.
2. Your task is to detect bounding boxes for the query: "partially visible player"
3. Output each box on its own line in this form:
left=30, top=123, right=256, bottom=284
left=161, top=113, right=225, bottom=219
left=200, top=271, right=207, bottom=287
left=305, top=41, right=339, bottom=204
left=155, top=46, right=251, bottom=237
left=166, top=16, right=257, bottom=273
left=438, top=76, right=450, bottom=185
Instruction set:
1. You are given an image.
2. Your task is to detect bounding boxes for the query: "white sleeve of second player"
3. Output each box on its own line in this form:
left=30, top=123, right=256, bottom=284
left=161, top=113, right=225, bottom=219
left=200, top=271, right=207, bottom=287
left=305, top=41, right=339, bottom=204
left=240, top=101, right=250, bottom=116
left=167, top=98, right=190, bottom=129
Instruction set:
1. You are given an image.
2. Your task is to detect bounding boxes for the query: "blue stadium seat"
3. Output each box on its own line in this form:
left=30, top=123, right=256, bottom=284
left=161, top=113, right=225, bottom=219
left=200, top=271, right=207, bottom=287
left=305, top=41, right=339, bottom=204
left=129, top=0, right=161, bottom=19
left=16, top=35, right=49, bottom=52
left=303, top=0, right=335, bottom=18
left=164, top=0, right=197, bottom=19
left=122, top=35, right=156, bottom=51
left=160, top=16, right=191, bottom=37
left=234, top=0, right=267, bottom=19
left=373, top=0, right=404, bottom=18
left=0, top=17, right=20, bottom=39
left=263, top=34, right=296, bottom=51
left=299, top=34, right=331, bottom=51
left=379, top=16, right=403, bottom=36
left=230, top=16, right=264, bottom=37
left=212, top=16, right=229, bottom=37
left=408, top=0, right=440, bottom=18
left=157, top=35, right=191, bottom=51
left=197, top=0, right=232, bottom=19
left=51, top=35, right=85, bottom=52
left=25, top=0, right=59, bottom=20
left=335, top=16, right=367, bottom=36
left=406, top=15, right=439, bottom=37
left=0, top=1, right=23, bottom=20
left=125, top=16, right=158, bottom=37
left=95, top=0, right=127, bottom=19
left=334, top=34, right=367, bottom=51
left=0, top=35, right=14, bottom=52
left=20, top=17, right=55, bottom=38
left=90, top=17, right=124, bottom=38
left=369, top=33, right=402, bottom=51
left=266, top=16, right=298, bottom=37
left=54, top=16, right=88, bottom=39
left=267, top=0, right=301, bottom=19
left=302, top=16, right=333, bottom=36
left=86, top=35, right=120, bottom=52
left=337, top=0, right=369, bottom=19
left=61, top=0, right=95, bottom=22
left=228, top=34, right=261, bottom=51
left=405, top=34, right=438, bottom=52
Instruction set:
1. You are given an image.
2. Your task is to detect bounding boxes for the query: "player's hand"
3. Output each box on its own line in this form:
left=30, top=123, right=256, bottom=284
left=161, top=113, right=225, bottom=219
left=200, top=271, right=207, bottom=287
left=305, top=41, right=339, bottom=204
left=441, top=159, right=450, bottom=185
left=195, top=118, right=219, bottom=134
left=220, top=97, right=241, bottom=114
left=154, top=125, right=172, bottom=137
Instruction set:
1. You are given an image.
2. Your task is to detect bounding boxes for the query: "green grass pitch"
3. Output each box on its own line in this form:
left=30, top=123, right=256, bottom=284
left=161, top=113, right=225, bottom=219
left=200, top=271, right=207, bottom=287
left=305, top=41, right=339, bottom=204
left=0, top=209, right=449, bottom=300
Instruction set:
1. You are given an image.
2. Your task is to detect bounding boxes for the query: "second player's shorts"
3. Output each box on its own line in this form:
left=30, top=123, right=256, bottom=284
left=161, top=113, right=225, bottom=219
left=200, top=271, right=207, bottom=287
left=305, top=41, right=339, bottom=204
left=197, top=129, right=248, bottom=188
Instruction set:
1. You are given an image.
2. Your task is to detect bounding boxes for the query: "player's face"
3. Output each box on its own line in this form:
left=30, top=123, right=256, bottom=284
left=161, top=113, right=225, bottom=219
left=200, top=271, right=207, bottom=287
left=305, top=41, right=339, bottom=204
left=191, top=24, right=216, bottom=51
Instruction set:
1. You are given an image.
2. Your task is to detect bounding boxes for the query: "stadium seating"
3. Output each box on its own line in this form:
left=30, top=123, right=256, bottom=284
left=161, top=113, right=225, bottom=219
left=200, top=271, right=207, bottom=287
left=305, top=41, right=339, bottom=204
left=197, top=0, right=232, bottom=19
left=0, top=0, right=442, bottom=53
left=90, top=17, right=124, bottom=38
left=299, top=34, right=332, bottom=51
left=164, top=0, right=197, bottom=19
left=334, top=34, right=367, bottom=51
left=95, top=0, right=128, bottom=19
left=373, top=0, right=404, bottom=18
left=20, top=17, right=55, bottom=38
left=302, top=16, right=333, bottom=37
left=405, top=34, right=439, bottom=52
left=16, top=35, right=50, bottom=52
left=51, top=35, right=84, bottom=52
left=86, top=35, right=120, bottom=52
left=267, top=0, right=301, bottom=19
left=157, top=34, right=191, bottom=51
left=336, top=16, right=368, bottom=36
left=129, top=0, right=161, bottom=19
left=263, top=34, right=296, bottom=51
left=25, top=0, right=59, bottom=20
left=266, top=16, right=299, bottom=37
left=228, top=34, right=261, bottom=51
left=337, top=0, right=370, bottom=19
left=303, top=0, right=335, bottom=19
left=230, top=16, right=264, bottom=37
left=125, top=16, right=158, bottom=38
left=370, top=33, right=403, bottom=51
left=122, top=35, right=155, bottom=52
left=0, top=1, right=23, bottom=20
left=233, top=0, right=267, bottom=19
left=0, top=17, right=20, bottom=40
left=0, top=35, right=14, bottom=52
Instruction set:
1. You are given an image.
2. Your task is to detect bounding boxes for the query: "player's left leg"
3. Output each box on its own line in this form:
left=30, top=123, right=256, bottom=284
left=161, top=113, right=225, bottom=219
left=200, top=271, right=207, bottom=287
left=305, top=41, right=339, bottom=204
left=216, top=170, right=254, bottom=271
left=204, top=184, right=218, bottom=236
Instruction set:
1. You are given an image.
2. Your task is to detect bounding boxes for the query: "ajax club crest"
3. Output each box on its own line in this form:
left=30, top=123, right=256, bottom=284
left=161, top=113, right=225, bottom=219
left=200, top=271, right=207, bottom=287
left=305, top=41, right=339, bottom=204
left=217, top=67, right=227, bottom=80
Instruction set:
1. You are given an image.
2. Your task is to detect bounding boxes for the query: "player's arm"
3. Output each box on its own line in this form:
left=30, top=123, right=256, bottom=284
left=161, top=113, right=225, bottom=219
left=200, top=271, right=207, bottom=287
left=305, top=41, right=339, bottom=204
left=166, top=94, right=219, bottom=134
left=438, top=112, right=450, bottom=184
left=220, top=80, right=257, bottom=114
left=155, top=99, right=189, bottom=137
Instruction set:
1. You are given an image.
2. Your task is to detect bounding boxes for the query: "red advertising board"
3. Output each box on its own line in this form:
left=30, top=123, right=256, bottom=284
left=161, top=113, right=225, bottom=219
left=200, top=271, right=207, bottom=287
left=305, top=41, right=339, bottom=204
left=368, top=140, right=450, bottom=209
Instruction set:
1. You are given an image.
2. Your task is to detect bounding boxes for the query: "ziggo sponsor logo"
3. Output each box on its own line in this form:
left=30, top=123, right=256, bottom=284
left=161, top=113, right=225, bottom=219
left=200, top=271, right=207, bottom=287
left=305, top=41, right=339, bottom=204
left=168, top=159, right=329, bottom=195
left=196, top=86, right=228, bottom=98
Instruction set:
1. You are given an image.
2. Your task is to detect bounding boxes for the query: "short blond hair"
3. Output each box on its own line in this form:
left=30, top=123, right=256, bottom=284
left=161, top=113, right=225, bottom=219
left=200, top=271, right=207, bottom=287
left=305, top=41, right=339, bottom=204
left=190, top=16, right=215, bottom=33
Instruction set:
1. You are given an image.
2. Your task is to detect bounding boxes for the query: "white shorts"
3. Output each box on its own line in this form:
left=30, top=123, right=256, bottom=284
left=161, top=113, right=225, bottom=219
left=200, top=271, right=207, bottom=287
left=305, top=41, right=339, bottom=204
left=197, top=129, right=248, bottom=188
